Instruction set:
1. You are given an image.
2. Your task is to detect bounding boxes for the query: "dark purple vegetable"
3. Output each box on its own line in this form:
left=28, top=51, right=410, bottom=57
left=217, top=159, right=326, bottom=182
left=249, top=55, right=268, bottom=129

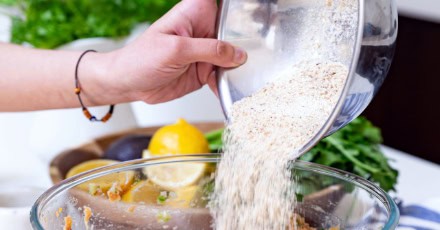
left=103, top=135, right=151, bottom=161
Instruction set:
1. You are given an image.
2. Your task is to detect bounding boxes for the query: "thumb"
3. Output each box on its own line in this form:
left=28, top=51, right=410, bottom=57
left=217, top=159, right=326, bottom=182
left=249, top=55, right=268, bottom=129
left=178, top=37, right=247, bottom=67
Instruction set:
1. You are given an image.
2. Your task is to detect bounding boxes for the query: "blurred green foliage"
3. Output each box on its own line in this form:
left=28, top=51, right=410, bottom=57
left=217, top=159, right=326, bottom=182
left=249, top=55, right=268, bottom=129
left=9, top=0, right=179, bottom=48
left=0, top=0, right=17, bottom=5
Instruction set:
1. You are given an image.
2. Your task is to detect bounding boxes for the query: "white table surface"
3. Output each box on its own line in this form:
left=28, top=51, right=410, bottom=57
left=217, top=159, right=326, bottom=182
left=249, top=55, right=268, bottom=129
left=381, top=146, right=440, bottom=204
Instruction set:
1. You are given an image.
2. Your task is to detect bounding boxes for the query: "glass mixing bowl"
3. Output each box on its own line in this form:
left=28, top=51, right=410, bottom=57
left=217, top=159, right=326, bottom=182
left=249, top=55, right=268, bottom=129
left=31, top=155, right=399, bottom=229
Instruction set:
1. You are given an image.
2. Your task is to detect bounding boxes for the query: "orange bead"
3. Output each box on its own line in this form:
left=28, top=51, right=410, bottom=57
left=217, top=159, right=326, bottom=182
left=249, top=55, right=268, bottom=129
left=83, top=109, right=92, bottom=119
left=74, top=88, right=81, bottom=94
left=101, top=113, right=112, bottom=123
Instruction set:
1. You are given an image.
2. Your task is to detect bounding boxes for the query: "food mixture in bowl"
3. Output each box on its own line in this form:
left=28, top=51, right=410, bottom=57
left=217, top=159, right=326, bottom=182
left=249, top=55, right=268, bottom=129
left=52, top=161, right=342, bottom=230
left=34, top=155, right=398, bottom=230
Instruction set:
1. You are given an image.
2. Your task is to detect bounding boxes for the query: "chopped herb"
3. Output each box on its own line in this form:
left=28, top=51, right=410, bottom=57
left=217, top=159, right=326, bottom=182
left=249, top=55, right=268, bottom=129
left=157, top=192, right=168, bottom=205
left=156, top=210, right=171, bottom=223
left=132, top=176, right=142, bottom=185
left=202, top=179, right=215, bottom=199
left=295, top=193, right=304, bottom=202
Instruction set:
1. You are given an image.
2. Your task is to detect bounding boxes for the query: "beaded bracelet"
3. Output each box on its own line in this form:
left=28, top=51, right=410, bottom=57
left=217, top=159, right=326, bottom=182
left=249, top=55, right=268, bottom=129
left=75, top=50, right=115, bottom=122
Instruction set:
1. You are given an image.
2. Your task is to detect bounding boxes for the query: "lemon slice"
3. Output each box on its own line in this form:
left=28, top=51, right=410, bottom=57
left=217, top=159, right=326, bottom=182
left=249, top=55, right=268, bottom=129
left=166, top=186, right=200, bottom=208
left=122, top=180, right=161, bottom=204
left=66, top=159, right=135, bottom=193
left=144, top=160, right=206, bottom=190
left=122, top=180, right=200, bottom=208
left=66, top=159, right=119, bottom=178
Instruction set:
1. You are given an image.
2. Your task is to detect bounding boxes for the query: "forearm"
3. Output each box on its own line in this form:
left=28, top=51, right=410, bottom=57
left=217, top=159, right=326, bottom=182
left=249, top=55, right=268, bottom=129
left=0, top=42, right=122, bottom=112
left=0, top=0, right=246, bottom=112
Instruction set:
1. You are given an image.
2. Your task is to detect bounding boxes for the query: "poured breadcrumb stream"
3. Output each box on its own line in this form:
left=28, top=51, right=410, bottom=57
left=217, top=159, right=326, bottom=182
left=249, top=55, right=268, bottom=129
left=211, top=61, right=348, bottom=229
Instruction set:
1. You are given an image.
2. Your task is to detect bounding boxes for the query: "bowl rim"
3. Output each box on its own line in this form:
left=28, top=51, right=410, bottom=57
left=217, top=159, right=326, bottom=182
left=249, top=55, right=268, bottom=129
left=31, top=154, right=399, bottom=229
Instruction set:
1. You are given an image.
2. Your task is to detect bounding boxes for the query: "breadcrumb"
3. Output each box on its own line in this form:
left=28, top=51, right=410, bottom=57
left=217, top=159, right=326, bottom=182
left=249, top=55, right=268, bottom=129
left=291, top=214, right=316, bottom=230
left=326, top=0, right=333, bottom=7
left=107, top=182, right=122, bottom=202
left=63, top=216, right=72, bottom=230
left=127, top=205, right=136, bottom=213
left=55, top=207, right=63, bottom=218
left=83, top=206, right=92, bottom=227
left=88, top=183, right=103, bottom=196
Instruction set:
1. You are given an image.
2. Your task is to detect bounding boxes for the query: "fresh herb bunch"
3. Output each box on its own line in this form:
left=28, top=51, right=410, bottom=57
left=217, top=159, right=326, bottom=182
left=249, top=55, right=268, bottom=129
left=300, top=117, right=398, bottom=192
left=10, top=0, right=179, bottom=48
left=205, top=117, right=398, bottom=192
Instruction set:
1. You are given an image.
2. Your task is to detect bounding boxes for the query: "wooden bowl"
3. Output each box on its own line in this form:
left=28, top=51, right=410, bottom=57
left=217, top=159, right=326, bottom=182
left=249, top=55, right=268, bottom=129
left=49, top=122, right=224, bottom=184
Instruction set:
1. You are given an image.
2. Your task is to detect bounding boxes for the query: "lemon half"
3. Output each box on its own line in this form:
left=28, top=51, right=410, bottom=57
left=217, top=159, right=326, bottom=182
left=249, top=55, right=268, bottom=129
left=143, top=119, right=209, bottom=190
left=148, top=118, right=209, bottom=156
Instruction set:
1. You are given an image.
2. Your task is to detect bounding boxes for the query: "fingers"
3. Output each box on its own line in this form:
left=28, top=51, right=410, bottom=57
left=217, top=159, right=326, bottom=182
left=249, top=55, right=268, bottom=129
left=177, top=37, right=247, bottom=68
left=207, top=70, right=219, bottom=97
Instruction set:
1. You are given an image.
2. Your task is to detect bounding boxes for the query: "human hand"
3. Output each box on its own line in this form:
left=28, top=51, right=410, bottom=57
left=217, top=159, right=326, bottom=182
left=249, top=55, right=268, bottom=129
left=98, top=0, right=247, bottom=104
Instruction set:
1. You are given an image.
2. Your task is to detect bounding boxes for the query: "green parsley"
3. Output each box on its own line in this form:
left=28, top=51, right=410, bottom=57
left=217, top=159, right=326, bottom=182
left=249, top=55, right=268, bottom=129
left=300, top=117, right=398, bottom=192
left=10, top=0, right=179, bottom=48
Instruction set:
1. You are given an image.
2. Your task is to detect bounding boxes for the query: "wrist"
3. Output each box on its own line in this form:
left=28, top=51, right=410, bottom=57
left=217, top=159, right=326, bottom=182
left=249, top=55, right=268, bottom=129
left=79, top=51, right=128, bottom=106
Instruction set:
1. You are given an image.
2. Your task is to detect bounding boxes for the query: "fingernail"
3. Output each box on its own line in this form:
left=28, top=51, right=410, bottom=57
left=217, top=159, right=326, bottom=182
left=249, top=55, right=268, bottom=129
left=234, top=47, right=247, bottom=64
